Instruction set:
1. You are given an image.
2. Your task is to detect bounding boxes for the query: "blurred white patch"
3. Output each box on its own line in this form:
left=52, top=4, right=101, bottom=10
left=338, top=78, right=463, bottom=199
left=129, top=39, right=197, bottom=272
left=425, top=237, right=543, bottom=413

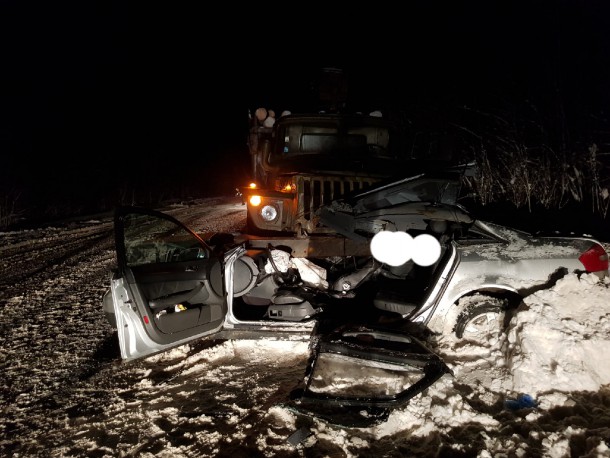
left=370, top=230, right=440, bottom=266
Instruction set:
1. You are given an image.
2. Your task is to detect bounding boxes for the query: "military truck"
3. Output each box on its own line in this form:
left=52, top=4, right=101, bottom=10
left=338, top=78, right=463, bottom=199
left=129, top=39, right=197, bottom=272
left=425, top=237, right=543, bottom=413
left=242, top=109, right=414, bottom=238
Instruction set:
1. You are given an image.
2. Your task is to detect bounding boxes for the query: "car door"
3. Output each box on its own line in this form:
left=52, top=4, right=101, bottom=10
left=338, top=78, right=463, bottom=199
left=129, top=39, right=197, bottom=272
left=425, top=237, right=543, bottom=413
left=286, top=324, right=452, bottom=426
left=109, top=206, right=231, bottom=361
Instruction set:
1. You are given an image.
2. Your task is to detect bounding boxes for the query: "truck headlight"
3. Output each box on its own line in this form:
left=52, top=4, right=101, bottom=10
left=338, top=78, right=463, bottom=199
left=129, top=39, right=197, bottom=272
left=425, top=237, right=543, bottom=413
left=260, top=204, right=278, bottom=222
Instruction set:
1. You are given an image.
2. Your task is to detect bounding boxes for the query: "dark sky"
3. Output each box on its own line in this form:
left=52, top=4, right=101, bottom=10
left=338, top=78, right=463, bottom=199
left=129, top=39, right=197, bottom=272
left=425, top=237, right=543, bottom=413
left=1, top=1, right=609, bottom=210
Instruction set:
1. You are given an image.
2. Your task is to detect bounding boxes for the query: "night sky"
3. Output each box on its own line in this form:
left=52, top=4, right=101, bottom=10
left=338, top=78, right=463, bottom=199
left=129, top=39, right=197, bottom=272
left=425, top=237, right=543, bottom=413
left=1, top=1, right=609, bottom=221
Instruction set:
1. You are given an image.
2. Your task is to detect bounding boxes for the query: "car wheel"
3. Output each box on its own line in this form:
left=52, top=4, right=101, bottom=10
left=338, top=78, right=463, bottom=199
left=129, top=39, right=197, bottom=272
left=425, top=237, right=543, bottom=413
left=454, top=296, right=510, bottom=339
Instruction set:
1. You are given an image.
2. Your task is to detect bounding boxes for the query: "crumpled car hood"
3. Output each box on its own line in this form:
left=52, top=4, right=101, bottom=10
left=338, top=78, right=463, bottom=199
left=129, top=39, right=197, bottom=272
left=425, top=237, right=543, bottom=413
left=317, top=165, right=475, bottom=240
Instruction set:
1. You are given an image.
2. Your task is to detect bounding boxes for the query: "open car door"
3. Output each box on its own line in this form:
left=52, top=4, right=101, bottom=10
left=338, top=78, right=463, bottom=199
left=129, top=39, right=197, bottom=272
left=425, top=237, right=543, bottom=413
left=109, top=206, right=232, bottom=361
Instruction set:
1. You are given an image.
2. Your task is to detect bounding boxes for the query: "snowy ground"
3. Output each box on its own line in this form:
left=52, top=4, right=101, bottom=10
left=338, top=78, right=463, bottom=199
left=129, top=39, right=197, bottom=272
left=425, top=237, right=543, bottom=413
left=1, top=196, right=609, bottom=457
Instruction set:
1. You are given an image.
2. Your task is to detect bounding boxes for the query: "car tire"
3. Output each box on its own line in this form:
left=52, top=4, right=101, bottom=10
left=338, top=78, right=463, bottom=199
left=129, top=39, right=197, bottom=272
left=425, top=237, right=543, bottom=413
left=453, top=296, right=511, bottom=339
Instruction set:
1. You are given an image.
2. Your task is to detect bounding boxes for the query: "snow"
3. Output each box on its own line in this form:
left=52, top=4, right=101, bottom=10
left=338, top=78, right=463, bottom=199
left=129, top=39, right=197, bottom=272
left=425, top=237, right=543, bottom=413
left=1, top=197, right=609, bottom=457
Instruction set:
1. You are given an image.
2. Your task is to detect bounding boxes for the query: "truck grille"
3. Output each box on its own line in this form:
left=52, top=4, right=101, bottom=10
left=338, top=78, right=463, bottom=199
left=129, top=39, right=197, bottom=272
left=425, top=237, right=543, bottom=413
left=297, top=176, right=375, bottom=221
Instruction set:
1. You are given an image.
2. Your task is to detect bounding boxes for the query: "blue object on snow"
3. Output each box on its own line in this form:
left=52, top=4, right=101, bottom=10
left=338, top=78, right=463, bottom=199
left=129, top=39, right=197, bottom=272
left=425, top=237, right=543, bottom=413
left=504, top=393, right=538, bottom=410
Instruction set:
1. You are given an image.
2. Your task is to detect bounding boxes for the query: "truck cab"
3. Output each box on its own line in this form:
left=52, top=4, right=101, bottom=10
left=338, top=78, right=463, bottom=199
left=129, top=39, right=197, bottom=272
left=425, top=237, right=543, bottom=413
left=242, top=111, right=412, bottom=237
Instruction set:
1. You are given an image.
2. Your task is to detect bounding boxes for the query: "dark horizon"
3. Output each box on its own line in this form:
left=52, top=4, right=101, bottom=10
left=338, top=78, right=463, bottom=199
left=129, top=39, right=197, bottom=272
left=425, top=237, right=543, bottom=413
left=1, top=1, right=609, bottom=225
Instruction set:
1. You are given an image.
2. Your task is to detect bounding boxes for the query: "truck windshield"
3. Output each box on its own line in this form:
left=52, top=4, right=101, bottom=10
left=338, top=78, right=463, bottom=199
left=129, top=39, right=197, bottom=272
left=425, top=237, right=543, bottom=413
left=274, top=121, right=395, bottom=159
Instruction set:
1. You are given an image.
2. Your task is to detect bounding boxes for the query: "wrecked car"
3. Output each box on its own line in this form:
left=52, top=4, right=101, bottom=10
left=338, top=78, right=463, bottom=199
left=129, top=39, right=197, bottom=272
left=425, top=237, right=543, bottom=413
left=102, top=169, right=608, bottom=425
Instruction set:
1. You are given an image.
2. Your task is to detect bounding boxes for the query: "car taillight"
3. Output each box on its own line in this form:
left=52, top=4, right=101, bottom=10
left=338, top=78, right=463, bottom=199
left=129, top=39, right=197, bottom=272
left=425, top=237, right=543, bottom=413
left=578, top=244, right=609, bottom=272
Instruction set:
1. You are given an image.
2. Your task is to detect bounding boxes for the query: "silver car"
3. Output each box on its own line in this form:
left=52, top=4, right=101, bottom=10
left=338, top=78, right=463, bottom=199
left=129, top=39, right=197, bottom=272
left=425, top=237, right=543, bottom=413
left=102, top=169, right=608, bottom=425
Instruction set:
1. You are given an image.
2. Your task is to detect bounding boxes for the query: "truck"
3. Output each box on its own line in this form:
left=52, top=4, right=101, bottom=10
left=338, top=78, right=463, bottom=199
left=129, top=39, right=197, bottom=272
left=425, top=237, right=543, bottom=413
left=241, top=108, right=414, bottom=239
left=235, top=68, right=477, bottom=327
